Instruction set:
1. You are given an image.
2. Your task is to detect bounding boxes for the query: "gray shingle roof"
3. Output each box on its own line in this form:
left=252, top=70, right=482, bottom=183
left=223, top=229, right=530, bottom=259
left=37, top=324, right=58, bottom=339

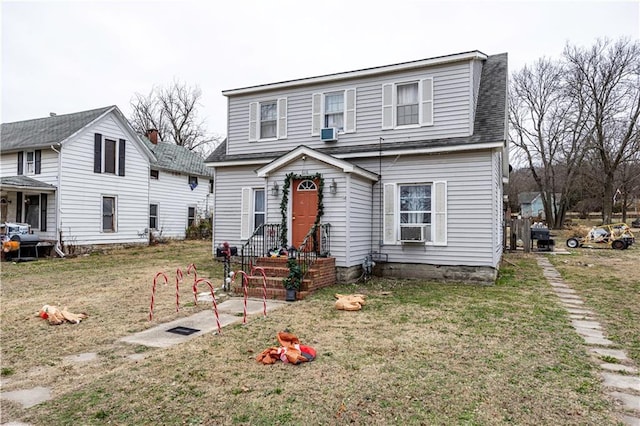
left=1, top=106, right=114, bottom=152
left=0, top=176, right=57, bottom=190
left=206, top=53, right=508, bottom=164
left=142, top=138, right=213, bottom=177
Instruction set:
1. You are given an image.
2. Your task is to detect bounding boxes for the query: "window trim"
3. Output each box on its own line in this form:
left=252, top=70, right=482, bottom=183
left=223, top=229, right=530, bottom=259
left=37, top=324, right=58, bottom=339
left=382, top=77, right=434, bottom=130
left=383, top=180, right=447, bottom=246
left=311, top=89, right=356, bottom=136
left=101, top=195, right=117, bottom=233
left=149, top=203, right=159, bottom=230
left=253, top=188, right=265, bottom=232
left=249, top=98, right=287, bottom=141
left=187, top=205, right=197, bottom=228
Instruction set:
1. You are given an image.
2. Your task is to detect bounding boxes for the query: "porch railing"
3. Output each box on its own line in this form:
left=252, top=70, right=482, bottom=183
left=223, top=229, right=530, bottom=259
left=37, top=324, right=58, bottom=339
left=239, top=222, right=331, bottom=279
left=296, top=223, right=331, bottom=279
left=240, top=224, right=282, bottom=273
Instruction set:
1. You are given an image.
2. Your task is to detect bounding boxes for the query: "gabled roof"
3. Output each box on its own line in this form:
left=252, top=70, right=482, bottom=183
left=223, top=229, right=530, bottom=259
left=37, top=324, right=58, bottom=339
left=256, top=145, right=379, bottom=181
left=142, top=138, right=214, bottom=178
left=0, top=176, right=57, bottom=191
left=1, top=106, right=114, bottom=152
left=206, top=53, right=508, bottom=166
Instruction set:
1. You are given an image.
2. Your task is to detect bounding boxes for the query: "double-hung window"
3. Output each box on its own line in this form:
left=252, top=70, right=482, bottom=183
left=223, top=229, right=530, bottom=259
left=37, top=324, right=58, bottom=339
left=102, top=196, right=116, bottom=232
left=260, top=101, right=277, bottom=139
left=399, top=184, right=431, bottom=241
left=311, top=89, right=356, bottom=136
left=253, top=189, right=265, bottom=230
left=396, top=83, right=419, bottom=126
left=324, top=92, right=344, bottom=130
left=17, top=150, right=41, bottom=175
left=149, top=204, right=158, bottom=229
left=382, top=78, right=434, bottom=129
left=94, top=133, right=126, bottom=176
left=383, top=181, right=447, bottom=245
left=240, top=187, right=266, bottom=239
left=249, top=99, right=287, bottom=141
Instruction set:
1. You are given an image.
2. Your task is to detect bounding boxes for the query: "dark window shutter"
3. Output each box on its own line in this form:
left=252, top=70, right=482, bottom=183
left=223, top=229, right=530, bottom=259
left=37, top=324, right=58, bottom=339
left=17, top=152, right=24, bottom=175
left=35, top=150, right=42, bottom=174
left=16, top=192, right=22, bottom=221
left=94, top=133, right=102, bottom=173
left=40, top=193, right=47, bottom=231
left=118, top=139, right=126, bottom=176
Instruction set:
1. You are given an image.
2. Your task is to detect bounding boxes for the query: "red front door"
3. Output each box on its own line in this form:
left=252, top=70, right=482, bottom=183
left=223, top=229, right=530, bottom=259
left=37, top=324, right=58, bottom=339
left=292, top=179, right=318, bottom=248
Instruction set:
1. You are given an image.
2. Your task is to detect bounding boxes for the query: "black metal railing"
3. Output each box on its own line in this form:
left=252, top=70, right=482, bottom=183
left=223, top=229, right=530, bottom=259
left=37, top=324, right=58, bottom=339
left=296, top=223, right=331, bottom=278
left=240, top=224, right=282, bottom=273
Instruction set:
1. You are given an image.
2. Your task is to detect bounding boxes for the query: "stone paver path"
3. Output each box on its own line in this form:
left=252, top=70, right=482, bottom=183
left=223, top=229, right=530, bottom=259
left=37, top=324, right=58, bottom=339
left=537, top=256, right=640, bottom=425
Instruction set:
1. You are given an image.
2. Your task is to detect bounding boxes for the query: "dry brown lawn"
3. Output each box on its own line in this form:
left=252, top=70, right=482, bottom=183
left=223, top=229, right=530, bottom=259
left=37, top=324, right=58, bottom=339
left=1, top=239, right=637, bottom=425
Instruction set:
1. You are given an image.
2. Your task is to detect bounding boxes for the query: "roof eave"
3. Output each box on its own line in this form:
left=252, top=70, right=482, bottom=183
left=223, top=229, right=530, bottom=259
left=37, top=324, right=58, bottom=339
left=223, top=51, right=488, bottom=96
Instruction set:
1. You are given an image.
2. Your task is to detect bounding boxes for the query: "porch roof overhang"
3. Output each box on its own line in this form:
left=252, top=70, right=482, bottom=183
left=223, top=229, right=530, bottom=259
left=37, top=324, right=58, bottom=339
left=256, top=145, right=379, bottom=182
left=0, top=176, right=57, bottom=192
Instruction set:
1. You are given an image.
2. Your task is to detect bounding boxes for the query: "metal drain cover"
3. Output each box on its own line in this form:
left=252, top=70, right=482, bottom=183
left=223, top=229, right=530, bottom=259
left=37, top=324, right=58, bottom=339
left=166, top=326, right=200, bottom=336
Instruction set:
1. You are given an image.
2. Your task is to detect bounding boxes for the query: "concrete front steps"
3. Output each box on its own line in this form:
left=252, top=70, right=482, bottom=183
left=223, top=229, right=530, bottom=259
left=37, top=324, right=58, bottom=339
left=232, top=256, right=336, bottom=301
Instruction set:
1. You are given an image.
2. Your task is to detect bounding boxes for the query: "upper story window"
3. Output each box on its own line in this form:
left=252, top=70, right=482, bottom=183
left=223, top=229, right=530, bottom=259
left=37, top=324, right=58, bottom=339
left=104, top=139, right=116, bottom=174
left=260, top=101, right=277, bottom=139
left=397, top=83, right=419, bottom=126
left=249, top=98, right=287, bottom=141
left=94, top=133, right=126, bottom=176
left=324, top=92, right=344, bottom=130
left=311, top=89, right=356, bottom=136
left=382, top=78, right=434, bottom=129
left=189, top=176, right=198, bottom=190
left=17, top=150, right=41, bottom=175
left=150, top=169, right=159, bottom=179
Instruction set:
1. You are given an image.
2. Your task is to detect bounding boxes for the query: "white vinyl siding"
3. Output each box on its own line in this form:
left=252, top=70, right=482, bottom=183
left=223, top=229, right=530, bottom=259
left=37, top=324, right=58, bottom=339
left=149, top=170, right=213, bottom=239
left=249, top=99, right=288, bottom=141
left=361, top=151, right=495, bottom=267
left=226, top=61, right=471, bottom=156
left=58, top=114, right=149, bottom=246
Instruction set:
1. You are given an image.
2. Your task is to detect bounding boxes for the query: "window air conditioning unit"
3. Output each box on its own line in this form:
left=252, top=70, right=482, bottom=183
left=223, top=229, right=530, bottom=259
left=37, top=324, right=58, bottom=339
left=320, top=127, right=338, bottom=142
left=400, top=226, right=425, bottom=242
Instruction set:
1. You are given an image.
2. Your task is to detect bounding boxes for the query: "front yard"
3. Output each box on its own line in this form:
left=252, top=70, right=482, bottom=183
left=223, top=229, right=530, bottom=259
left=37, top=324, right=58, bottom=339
left=1, top=240, right=637, bottom=425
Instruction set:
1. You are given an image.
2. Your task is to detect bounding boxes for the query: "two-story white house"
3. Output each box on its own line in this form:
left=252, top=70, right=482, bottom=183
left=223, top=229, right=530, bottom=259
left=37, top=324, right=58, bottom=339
left=207, top=51, right=508, bottom=283
left=0, top=105, right=214, bottom=253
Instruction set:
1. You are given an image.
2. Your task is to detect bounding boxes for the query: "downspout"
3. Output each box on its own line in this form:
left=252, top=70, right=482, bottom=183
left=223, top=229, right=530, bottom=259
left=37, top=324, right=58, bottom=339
left=50, top=143, right=65, bottom=257
left=378, top=137, right=383, bottom=252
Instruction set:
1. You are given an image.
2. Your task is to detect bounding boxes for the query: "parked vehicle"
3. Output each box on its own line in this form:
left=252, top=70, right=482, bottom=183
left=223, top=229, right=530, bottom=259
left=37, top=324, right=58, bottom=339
left=566, top=223, right=635, bottom=250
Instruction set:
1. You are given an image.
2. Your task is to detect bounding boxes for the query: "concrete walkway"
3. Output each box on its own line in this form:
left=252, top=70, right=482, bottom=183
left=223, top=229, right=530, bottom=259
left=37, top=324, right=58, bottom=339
left=0, top=297, right=288, bottom=418
left=537, top=256, right=640, bottom=425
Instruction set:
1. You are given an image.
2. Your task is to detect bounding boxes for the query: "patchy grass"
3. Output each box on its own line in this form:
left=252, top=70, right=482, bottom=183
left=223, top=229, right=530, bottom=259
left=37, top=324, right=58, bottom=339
left=0, top=241, right=624, bottom=424
left=547, top=238, right=640, bottom=364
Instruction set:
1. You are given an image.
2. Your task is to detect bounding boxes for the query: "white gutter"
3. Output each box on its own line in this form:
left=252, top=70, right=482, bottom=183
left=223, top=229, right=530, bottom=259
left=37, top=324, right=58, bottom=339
left=50, top=143, right=65, bottom=257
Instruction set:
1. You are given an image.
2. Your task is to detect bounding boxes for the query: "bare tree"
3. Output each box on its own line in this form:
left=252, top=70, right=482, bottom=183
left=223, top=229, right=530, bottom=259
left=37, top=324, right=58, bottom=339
left=564, top=38, right=640, bottom=224
left=510, top=58, right=590, bottom=228
left=130, top=80, right=220, bottom=156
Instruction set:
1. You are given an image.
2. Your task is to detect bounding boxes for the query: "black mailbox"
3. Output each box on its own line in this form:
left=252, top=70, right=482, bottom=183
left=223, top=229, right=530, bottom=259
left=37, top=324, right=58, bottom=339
left=216, top=245, right=237, bottom=257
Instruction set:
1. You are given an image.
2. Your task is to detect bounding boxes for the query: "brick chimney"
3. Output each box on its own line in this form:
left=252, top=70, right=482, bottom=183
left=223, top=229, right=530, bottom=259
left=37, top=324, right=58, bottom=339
left=146, top=129, right=159, bottom=144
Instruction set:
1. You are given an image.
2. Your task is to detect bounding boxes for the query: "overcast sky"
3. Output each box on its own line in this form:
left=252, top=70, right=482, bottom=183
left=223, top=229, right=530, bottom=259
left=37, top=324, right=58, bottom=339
left=2, top=0, right=639, bottom=140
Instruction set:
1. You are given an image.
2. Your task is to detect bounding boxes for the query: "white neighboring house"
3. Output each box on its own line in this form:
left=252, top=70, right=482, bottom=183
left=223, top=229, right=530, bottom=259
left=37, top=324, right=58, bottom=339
left=0, top=106, right=214, bottom=253
left=143, top=129, right=214, bottom=240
